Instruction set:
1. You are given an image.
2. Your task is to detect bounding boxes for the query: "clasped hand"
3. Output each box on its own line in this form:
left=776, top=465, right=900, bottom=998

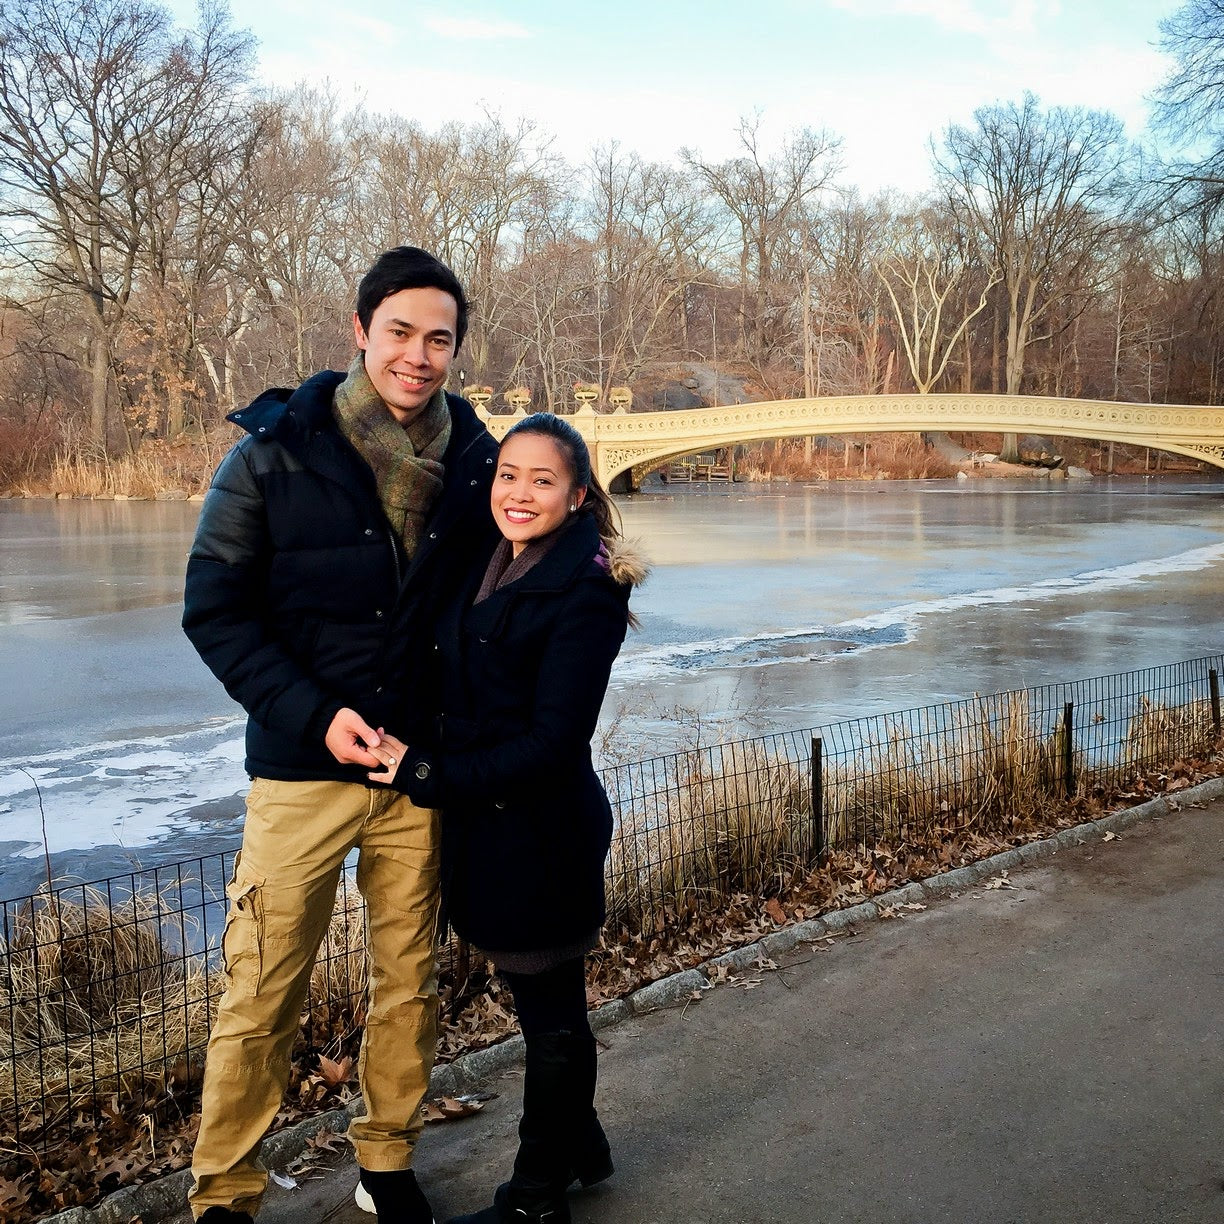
left=367, top=732, right=408, bottom=785
left=324, top=707, right=407, bottom=785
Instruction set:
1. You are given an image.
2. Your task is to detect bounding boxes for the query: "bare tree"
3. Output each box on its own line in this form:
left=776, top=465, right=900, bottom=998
left=876, top=207, right=1000, bottom=393
left=230, top=87, right=352, bottom=384
left=684, top=115, right=841, bottom=369
left=935, top=93, right=1127, bottom=458
left=585, top=146, right=713, bottom=390
left=1154, top=0, right=1224, bottom=205
left=808, top=192, right=895, bottom=395
left=0, top=0, right=253, bottom=452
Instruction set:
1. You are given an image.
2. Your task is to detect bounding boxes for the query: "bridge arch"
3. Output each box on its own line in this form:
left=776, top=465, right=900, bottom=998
left=473, top=393, right=1224, bottom=489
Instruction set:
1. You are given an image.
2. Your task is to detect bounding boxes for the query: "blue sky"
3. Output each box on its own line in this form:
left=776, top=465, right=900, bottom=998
left=175, top=0, right=1184, bottom=194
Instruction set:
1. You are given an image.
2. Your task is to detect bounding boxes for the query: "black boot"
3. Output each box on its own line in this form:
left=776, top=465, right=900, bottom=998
left=446, top=1180, right=570, bottom=1224
left=445, top=1028, right=607, bottom=1224
left=554, top=1028, right=612, bottom=1189
left=198, top=1210, right=254, bottom=1224
left=569, top=1117, right=613, bottom=1188
left=359, top=1167, right=435, bottom=1224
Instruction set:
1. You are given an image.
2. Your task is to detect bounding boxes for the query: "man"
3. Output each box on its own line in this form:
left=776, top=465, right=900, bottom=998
left=182, top=247, right=498, bottom=1224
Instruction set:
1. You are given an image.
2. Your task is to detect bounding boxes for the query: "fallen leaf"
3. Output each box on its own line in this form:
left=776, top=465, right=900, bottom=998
left=317, top=1054, right=354, bottom=1088
left=764, top=897, right=786, bottom=924
left=305, top=1130, right=346, bottom=1154
left=422, top=1094, right=495, bottom=1124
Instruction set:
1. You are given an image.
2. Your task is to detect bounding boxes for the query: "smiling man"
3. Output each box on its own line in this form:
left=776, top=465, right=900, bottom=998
left=182, top=247, right=498, bottom=1224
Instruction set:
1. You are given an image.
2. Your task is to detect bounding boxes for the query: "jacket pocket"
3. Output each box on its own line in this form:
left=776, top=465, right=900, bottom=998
left=221, top=851, right=266, bottom=996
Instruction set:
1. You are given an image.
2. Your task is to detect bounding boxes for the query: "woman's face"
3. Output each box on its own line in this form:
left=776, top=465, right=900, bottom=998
left=491, top=432, right=586, bottom=556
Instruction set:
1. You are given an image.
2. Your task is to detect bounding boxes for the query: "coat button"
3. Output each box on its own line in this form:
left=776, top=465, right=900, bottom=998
left=429, top=531, right=437, bottom=539
left=486, top=457, right=494, bottom=464
left=494, top=801, right=506, bottom=810
left=415, top=762, right=431, bottom=780
left=375, top=685, right=383, bottom=693
left=375, top=610, right=384, bottom=619
left=364, top=528, right=373, bottom=536
left=470, top=479, right=477, bottom=486
left=257, top=426, right=266, bottom=433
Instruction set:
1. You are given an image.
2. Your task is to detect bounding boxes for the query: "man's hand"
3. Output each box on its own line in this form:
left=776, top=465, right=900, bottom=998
left=325, top=707, right=383, bottom=767
left=367, top=733, right=409, bottom=786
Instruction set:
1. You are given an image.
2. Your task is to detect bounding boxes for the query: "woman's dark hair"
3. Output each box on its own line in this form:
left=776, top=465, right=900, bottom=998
left=355, top=246, right=469, bottom=351
left=502, top=412, right=621, bottom=544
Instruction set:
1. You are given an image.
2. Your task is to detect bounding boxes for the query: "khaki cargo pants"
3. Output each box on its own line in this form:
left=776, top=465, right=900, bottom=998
left=188, top=778, right=440, bottom=1219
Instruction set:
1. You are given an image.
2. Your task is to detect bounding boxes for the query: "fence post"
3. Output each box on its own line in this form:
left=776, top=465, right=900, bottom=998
left=1210, top=668, right=1221, bottom=736
left=811, top=735, right=825, bottom=860
left=1062, top=701, right=1076, bottom=798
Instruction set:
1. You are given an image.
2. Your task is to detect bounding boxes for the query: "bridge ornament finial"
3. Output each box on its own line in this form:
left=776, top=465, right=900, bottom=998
left=573, top=382, right=600, bottom=415
left=465, top=384, right=493, bottom=412
left=504, top=386, right=532, bottom=414
left=609, top=386, right=633, bottom=413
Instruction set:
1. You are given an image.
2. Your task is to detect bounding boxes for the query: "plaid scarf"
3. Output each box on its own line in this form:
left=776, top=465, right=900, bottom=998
left=333, top=354, right=451, bottom=560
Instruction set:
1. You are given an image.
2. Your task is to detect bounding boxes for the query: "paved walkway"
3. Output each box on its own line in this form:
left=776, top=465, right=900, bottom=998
left=151, top=792, right=1224, bottom=1224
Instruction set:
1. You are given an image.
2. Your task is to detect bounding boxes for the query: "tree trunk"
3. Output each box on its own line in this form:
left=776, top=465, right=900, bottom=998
left=90, top=333, right=110, bottom=454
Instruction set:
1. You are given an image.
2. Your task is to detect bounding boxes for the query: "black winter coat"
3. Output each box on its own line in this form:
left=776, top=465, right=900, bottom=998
left=182, top=371, right=498, bottom=782
left=402, top=514, right=641, bottom=953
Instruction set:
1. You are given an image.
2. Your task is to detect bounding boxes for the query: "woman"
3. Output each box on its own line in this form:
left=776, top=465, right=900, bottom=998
left=370, top=411, right=647, bottom=1224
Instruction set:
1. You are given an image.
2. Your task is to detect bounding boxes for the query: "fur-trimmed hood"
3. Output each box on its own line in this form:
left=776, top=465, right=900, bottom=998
left=603, top=537, right=650, bottom=588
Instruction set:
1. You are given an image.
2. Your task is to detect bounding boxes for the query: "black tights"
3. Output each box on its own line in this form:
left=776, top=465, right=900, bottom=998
left=500, top=956, right=590, bottom=1037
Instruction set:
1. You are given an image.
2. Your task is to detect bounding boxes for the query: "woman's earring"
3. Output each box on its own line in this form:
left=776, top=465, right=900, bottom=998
left=569, top=504, right=576, bottom=512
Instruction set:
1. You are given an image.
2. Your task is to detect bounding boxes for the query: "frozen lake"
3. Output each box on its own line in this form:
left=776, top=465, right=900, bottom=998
left=2, top=475, right=1222, bottom=899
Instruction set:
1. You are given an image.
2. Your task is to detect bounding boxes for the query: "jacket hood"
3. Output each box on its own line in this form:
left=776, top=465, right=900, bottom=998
left=604, top=538, right=650, bottom=588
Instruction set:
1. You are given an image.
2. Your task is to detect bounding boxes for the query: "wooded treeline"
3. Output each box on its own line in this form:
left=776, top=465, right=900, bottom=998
left=1, top=0, right=1222, bottom=479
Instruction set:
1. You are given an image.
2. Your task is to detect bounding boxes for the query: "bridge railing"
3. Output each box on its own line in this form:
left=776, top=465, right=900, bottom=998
left=2, top=654, right=1221, bottom=1155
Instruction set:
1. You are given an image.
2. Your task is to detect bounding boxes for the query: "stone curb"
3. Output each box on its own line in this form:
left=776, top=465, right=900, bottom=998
left=47, top=776, right=1224, bottom=1223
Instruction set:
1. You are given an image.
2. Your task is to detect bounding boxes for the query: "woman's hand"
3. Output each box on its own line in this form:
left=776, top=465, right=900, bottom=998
left=367, top=732, right=409, bottom=786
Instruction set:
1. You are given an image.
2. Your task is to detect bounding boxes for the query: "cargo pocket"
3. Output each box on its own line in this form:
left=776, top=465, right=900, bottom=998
left=221, top=851, right=266, bottom=996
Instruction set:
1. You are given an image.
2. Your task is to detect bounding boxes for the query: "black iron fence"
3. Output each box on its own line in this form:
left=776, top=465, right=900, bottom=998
left=3, top=654, right=1221, bottom=1150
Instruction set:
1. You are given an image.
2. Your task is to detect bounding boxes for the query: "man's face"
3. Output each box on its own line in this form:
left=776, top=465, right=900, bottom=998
left=353, top=286, right=458, bottom=424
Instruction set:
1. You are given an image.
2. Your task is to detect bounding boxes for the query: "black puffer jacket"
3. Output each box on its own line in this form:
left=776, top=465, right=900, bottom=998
left=402, top=515, right=648, bottom=953
left=182, top=370, right=498, bottom=782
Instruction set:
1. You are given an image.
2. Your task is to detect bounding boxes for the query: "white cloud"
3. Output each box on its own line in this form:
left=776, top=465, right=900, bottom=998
left=827, top=0, right=1049, bottom=39
left=423, top=16, right=531, bottom=40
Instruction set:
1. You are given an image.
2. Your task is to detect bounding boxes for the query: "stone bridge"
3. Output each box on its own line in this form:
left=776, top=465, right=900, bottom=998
left=472, top=393, right=1224, bottom=490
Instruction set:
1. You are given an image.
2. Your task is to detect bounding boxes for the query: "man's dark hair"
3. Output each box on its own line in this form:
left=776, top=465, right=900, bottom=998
left=355, top=246, right=469, bottom=351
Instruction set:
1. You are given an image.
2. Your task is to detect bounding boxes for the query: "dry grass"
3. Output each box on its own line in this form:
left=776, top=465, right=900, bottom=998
left=738, top=434, right=959, bottom=482
left=0, top=885, right=211, bottom=1134
left=1125, top=696, right=1219, bottom=769
left=606, top=741, right=809, bottom=932
left=12, top=430, right=237, bottom=498
left=825, top=695, right=1065, bottom=848
left=44, top=447, right=169, bottom=498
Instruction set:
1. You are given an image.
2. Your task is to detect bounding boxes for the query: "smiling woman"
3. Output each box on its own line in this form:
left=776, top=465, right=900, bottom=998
left=491, top=431, right=587, bottom=556
left=366, top=412, right=648, bottom=1224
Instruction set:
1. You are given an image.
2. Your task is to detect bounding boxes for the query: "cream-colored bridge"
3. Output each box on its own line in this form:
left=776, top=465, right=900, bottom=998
left=473, top=393, right=1224, bottom=491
